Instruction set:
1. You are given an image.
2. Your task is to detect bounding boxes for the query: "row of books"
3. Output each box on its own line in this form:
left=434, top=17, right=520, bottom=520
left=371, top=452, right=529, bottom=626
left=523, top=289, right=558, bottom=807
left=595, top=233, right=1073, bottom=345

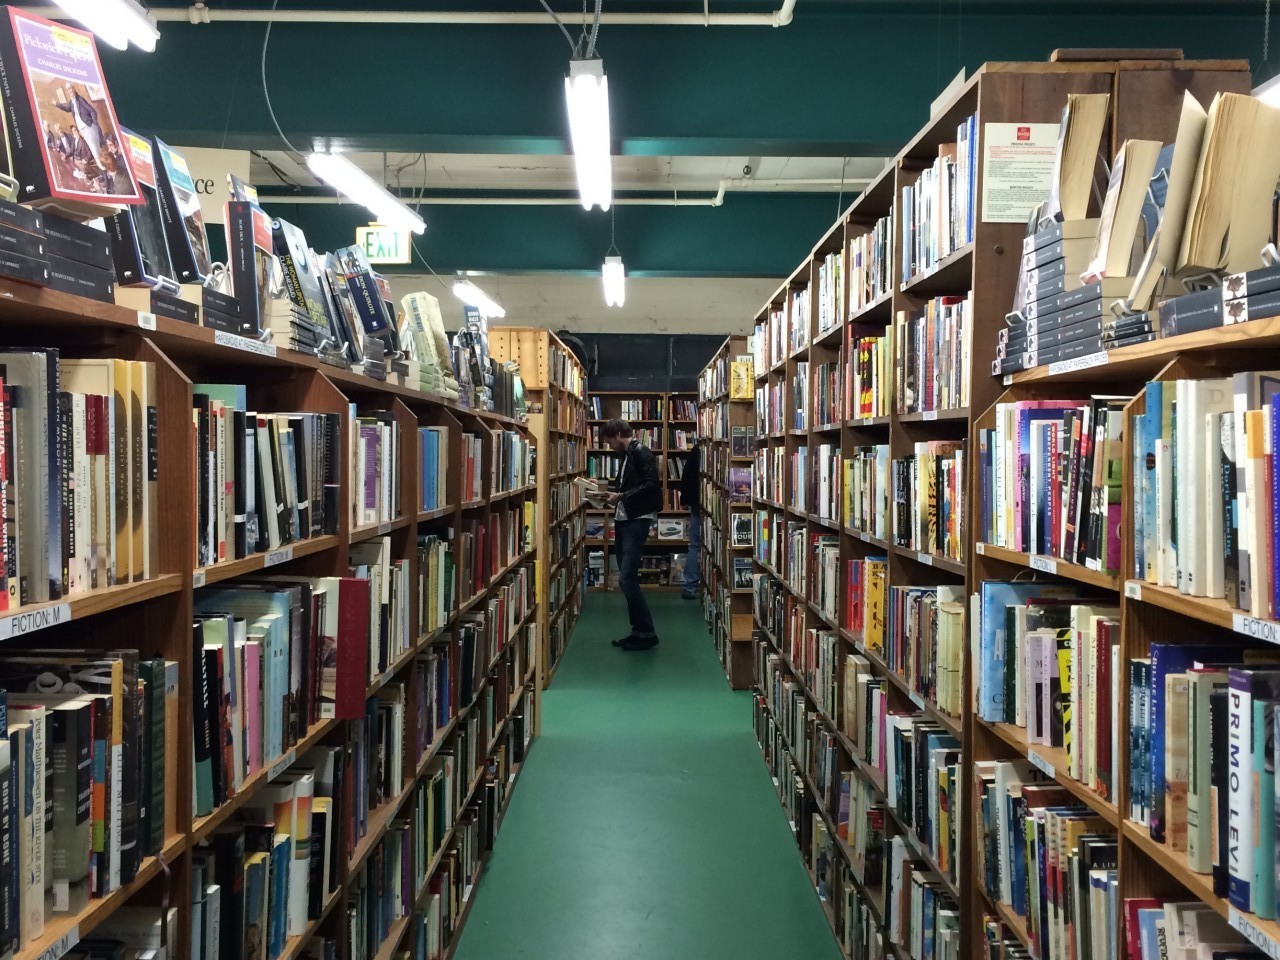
left=586, top=425, right=658, bottom=448
left=667, top=429, right=695, bottom=451
left=756, top=381, right=785, bottom=436
left=491, top=430, right=533, bottom=495
left=195, top=392, right=339, bottom=567
left=812, top=360, right=841, bottom=428
left=843, top=444, right=890, bottom=541
left=752, top=305, right=788, bottom=376
left=697, top=352, right=753, bottom=402
left=1132, top=374, right=1280, bottom=618
left=352, top=410, right=402, bottom=528
left=892, top=441, right=965, bottom=562
left=0, top=652, right=172, bottom=951
left=753, top=446, right=784, bottom=504
left=792, top=363, right=809, bottom=431
left=418, top=427, right=451, bottom=514
left=546, top=437, right=583, bottom=478
left=817, top=249, right=844, bottom=338
left=977, top=396, right=1126, bottom=574
left=670, top=399, right=698, bottom=420
left=0, top=351, right=158, bottom=606
left=895, top=295, right=971, bottom=416
left=809, top=443, right=841, bottom=523
left=900, top=114, right=977, bottom=283
left=790, top=287, right=810, bottom=354
left=846, top=330, right=891, bottom=421
left=973, top=583, right=1121, bottom=802
left=848, top=215, right=893, bottom=314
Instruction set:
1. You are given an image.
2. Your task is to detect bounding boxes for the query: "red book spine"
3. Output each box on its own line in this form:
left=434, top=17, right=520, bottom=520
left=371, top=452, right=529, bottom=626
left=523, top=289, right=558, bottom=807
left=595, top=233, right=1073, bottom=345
left=335, top=576, right=371, bottom=719
left=1095, top=622, right=1112, bottom=799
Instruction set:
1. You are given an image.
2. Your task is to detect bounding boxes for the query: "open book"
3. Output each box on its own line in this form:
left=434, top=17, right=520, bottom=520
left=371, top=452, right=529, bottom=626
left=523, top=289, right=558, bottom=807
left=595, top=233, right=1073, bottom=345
left=574, top=476, right=610, bottom=508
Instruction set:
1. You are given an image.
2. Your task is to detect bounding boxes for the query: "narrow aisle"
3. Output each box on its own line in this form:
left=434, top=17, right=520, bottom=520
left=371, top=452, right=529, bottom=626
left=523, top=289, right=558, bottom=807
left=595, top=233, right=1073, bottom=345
left=454, top=592, right=843, bottom=960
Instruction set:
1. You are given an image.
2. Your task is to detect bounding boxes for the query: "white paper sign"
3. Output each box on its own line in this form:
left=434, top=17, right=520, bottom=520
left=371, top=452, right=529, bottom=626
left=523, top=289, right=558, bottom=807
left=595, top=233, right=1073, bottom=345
left=1028, top=748, right=1056, bottom=778
left=981, top=123, right=1059, bottom=223
left=264, top=546, right=294, bottom=568
left=0, top=602, right=71, bottom=640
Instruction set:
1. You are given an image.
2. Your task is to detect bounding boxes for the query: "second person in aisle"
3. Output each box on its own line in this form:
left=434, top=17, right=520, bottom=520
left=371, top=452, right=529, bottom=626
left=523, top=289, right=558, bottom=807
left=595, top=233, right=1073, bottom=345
left=602, top=418, right=662, bottom=650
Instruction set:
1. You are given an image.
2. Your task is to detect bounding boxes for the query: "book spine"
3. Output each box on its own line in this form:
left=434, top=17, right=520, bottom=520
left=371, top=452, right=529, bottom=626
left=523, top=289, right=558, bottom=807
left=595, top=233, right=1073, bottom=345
left=1228, top=670, right=1254, bottom=910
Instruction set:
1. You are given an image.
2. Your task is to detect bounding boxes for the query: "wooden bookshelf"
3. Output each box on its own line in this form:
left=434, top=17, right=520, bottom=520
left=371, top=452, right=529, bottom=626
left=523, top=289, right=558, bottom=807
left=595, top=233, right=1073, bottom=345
left=696, top=337, right=755, bottom=689
left=0, top=292, right=547, bottom=960
left=489, top=327, right=588, bottom=691
left=734, top=55, right=1253, bottom=960
left=584, top=388, right=699, bottom=592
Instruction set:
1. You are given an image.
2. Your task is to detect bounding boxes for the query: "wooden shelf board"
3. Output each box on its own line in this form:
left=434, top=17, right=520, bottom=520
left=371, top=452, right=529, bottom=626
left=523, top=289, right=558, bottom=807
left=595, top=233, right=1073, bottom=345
left=981, top=719, right=1119, bottom=824
left=351, top=516, right=412, bottom=542
left=845, top=415, right=892, bottom=428
left=848, top=289, right=894, bottom=326
left=418, top=504, right=456, bottom=522
left=897, top=406, right=971, bottom=424
left=197, top=535, right=339, bottom=587
left=977, top=542, right=1121, bottom=591
left=1, top=574, right=184, bottom=633
left=845, top=527, right=892, bottom=551
left=892, top=545, right=966, bottom=577
left=899, top=242, right=974, bottom=297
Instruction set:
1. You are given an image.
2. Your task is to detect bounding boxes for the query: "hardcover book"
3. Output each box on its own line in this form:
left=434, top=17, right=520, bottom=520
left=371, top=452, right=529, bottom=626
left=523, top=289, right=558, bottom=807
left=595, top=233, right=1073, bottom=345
left=224, top=196, right=272, bottom=337
left=106, top=128, right=176, bottom=291
left=0, top=8, right=141, bottom=219
left=151, top=138, right=212, bottom=284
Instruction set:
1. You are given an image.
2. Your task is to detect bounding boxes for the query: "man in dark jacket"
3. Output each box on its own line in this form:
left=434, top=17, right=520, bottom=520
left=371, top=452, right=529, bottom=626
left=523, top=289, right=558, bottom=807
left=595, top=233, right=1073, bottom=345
left=677, top=438, right=701, bottom=600
left=603, top=418, right=662, bottom=650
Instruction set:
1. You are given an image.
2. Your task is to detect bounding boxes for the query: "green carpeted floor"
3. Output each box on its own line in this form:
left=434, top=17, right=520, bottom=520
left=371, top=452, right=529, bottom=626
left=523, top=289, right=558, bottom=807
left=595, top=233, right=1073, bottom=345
left=452, top=591, right=843, bottom=960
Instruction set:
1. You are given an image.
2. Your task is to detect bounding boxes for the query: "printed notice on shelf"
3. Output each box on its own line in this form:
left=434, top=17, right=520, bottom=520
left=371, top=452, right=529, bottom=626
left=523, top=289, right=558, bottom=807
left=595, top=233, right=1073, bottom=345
left=0, top=602, right=71, bottom=640
left=1125, top=580, right=1142, bottom=600
left=1231, top=908, right=1280, bottom=959
left=1027, top=748, right=1056, bottom=778
left=981, top=122, right=1059, bottom=223
left=214, top=329, right=278, bottom=357
left=34, top=926, right=79, bottom=960
left=1233, top=613, right=1280, bottom=645
left=264, top=546, right=294, bottom=568
left=137, top=311, right=157, bottom=330
left=1048, top=351, right=1109, bottom=376
left=267, top=749, right=297, bottom=782
left=1029, top=555, right=1058, bottom=574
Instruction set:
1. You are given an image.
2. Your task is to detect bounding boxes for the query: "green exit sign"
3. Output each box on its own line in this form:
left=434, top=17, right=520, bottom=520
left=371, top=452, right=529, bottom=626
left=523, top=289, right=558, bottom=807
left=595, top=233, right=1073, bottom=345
left=356, top=224, right=412, bottom=265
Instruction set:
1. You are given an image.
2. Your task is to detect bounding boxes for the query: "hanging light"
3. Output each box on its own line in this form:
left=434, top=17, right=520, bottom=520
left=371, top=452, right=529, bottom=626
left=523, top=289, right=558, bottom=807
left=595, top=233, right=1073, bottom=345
left=602, top=255, right=626, bottom=307
left=453, top=280, right=506, bottom=319
left=306, top=152, right=426, bottom=235
left=50, top=0, right=159, bottom=52
left=564, top=58, right=613, bottom=211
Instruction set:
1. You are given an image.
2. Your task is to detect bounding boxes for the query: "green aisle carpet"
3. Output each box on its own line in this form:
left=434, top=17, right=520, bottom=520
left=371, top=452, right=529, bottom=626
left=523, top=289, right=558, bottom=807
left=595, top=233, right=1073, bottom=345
left=453, top=591, right=843, bottom=960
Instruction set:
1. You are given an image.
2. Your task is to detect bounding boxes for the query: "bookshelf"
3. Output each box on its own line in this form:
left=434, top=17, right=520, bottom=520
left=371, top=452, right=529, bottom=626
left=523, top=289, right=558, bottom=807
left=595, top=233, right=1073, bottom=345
left=696, top=337, right=756, bottom=689
left=737, top=55, right=1253, bottom=960
left=584, top=389, right=698, bottom=592
left=0, top=285, right=546, bottom=960
left=488, top=327, right=589, bottom=689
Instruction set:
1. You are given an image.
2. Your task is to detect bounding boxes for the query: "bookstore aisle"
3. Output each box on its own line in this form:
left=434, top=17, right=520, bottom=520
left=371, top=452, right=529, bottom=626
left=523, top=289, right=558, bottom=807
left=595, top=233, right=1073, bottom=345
left=452, top=592, right=842, bottom=960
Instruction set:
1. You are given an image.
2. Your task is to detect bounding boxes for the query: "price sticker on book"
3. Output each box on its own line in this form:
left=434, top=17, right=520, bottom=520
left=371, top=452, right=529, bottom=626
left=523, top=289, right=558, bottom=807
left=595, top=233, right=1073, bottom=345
left=1125, top=581, right=1142, bottom=601
left=1047, top=351, right=1109, bottom=377
left=137, top=311, right=157, bottom=330
left=264, top=546, right=294, bottom=568
left=1027, top=748, right=1056, bottom=778
left=1029, top=555, right=1058, bottom=574
left=1230, top=908, right=1280, bottom=959
left=1233, top=613, right=1280, bottom=646
left=0, top=602, right=71, bottom=640
left=33, top=926, right=79, bottom=960
left=214, top=329, right=278, bottom=358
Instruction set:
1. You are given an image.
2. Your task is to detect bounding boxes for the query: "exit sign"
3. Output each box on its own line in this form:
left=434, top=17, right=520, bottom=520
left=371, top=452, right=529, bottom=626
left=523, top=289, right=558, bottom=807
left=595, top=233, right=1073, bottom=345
left=356, top=224, right=412, bottom=264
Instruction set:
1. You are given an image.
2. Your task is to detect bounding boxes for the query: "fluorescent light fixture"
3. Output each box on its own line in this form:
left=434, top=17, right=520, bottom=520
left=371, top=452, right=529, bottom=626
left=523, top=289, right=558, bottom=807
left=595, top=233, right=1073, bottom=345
left=51, top=0, right=160, bottom=52
left=453, top=280, right=506, bottom=319
left=602, top=255, right=626, bottom=307
left=306, top=152, right=426, bottom=235
left=1257, top=73, right=1280, bottom=107
left=564, top=58, right=613, bottom=211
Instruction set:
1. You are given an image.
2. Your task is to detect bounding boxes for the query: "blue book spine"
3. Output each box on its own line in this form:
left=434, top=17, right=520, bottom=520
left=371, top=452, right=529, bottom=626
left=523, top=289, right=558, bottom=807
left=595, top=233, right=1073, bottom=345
left=1254, top=695, right=1277, bottom=918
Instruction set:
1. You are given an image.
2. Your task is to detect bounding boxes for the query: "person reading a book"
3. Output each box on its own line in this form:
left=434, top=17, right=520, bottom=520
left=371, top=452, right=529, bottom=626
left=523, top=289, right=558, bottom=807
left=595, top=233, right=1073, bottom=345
left=678, top=437, right=701, bottom=600
left=602, top=418, right=662, bottom=650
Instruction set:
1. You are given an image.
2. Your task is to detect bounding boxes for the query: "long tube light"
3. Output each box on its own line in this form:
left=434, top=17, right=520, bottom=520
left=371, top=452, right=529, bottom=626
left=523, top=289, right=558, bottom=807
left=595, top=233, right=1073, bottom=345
left=602, top=255, right=625, bottom=307
left=306, top=152, right=426, bottom=235
left=453, top=280, right=506, bottom=318
left=51, top=0, right=160, bottom=51
left=564, top=58, right=613, bottom=211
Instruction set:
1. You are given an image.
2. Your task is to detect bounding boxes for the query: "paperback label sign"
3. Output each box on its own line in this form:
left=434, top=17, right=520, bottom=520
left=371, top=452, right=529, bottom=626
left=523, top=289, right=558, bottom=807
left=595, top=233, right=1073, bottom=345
left=264, top=546, right=294, bottom=568
left=1233, top=613, right=1280, bottom=645
left=0, top=602, right=71, bottom=639
left=1048, top=351, right=1109, bottom=376
left=1230, top=908, right=1280, bottom=959
left=1027, top=748, right=1056, bottom=778
left=214, top=329, right=278, bottom=358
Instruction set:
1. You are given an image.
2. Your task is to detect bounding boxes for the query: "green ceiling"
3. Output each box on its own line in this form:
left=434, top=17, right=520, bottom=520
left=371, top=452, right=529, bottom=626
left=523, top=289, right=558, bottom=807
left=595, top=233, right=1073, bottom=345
left=101, top=1, right=1269, bottom=276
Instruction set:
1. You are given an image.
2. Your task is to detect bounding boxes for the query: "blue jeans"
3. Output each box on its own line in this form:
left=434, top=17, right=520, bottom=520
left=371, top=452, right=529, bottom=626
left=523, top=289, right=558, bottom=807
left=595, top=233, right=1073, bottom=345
left=615, top=518, right=656, bottom=638
left=684, top=508, right=701, bottom=595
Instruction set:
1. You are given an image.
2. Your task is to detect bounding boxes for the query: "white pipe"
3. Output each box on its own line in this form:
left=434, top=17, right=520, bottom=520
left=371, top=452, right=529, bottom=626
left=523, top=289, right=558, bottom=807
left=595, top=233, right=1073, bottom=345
left=140, top=3, right=799, bottom=27
left=258, top=177, right=870, bottom=209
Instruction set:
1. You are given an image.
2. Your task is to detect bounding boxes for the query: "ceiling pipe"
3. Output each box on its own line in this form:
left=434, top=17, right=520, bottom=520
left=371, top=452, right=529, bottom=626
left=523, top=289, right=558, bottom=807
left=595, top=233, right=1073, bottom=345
left=257, top=176, right=871, bottom=209
left=140, top=1, right=799, bottom=27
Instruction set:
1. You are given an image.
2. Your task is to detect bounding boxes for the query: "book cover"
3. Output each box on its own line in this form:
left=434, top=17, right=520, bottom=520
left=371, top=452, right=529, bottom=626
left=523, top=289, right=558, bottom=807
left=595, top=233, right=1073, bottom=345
left=224, top=198, right=272, bottom=337
left=151, top=138, right=212, bottom=284
left=271, top=218, right=332, bottom=331
left=0, top=8, right=141, bottom=217
left=106, top=129, right=175, bottom=290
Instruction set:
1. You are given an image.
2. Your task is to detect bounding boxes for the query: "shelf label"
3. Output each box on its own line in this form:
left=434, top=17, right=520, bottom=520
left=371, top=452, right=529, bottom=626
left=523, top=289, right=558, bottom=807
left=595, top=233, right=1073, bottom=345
left=33, top=925, right=79, bottom=960
left=1125, top=580, right=1142, bottom=601
left=923, top=410, right=938, bottom=421
left=0, top=601, right=71, bottom=640
left=917, top=552, right=934, bottom=567
left=1027, top=748, right=1056, bottom=778
left=378, top=520, right=393, bottom=535
left=214, top=329, right=278, bottom=357
left=1003, top=374, right=1013, bottom=386
left=975, top=542, right=986, bottom=555
left=137, top=311, right=156, bottom=330
left=1233, top=613, right=1280, bottom=645
left=267, top=748, right=296, bottom=782
left=1230, top=908, right=1280, bottom=959
left=908, top=690, right=925, bottom=709
left=264, top=546, right=294, bottom=568
left=1029, top=555, right=1058, bottom=574
left=1048, top=351, right=1109, bottom=376
left=193, top=569, right=207, bottom=589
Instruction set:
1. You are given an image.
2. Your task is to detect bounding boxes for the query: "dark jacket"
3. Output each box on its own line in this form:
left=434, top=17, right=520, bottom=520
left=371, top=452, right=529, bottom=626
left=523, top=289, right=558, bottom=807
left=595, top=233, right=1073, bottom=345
left=678, top=444, right=700, bottom=512
left=610, top=438, right=662, bottom=518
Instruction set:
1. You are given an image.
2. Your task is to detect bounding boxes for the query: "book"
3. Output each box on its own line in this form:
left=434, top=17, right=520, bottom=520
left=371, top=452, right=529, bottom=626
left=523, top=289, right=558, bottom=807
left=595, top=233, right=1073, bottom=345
left=106, top=128, right=176, bottom=291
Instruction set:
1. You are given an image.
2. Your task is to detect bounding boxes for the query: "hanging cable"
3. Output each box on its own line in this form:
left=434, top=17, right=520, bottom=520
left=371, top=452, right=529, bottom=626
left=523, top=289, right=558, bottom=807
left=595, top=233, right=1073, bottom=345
left=260, top=0, right=304, bottom=156
left=834, top=156, right=849, bottom=218
left=607, top=204, right=620, bottom=256
left=538, top=0, right=579, bottom=53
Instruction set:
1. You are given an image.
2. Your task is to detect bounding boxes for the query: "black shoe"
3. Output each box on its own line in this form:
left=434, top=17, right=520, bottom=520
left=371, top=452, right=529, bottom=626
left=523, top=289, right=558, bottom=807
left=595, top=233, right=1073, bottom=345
left=612, top=635, right=634, bottom=647
left=621, top=635, right=659, bottom=651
